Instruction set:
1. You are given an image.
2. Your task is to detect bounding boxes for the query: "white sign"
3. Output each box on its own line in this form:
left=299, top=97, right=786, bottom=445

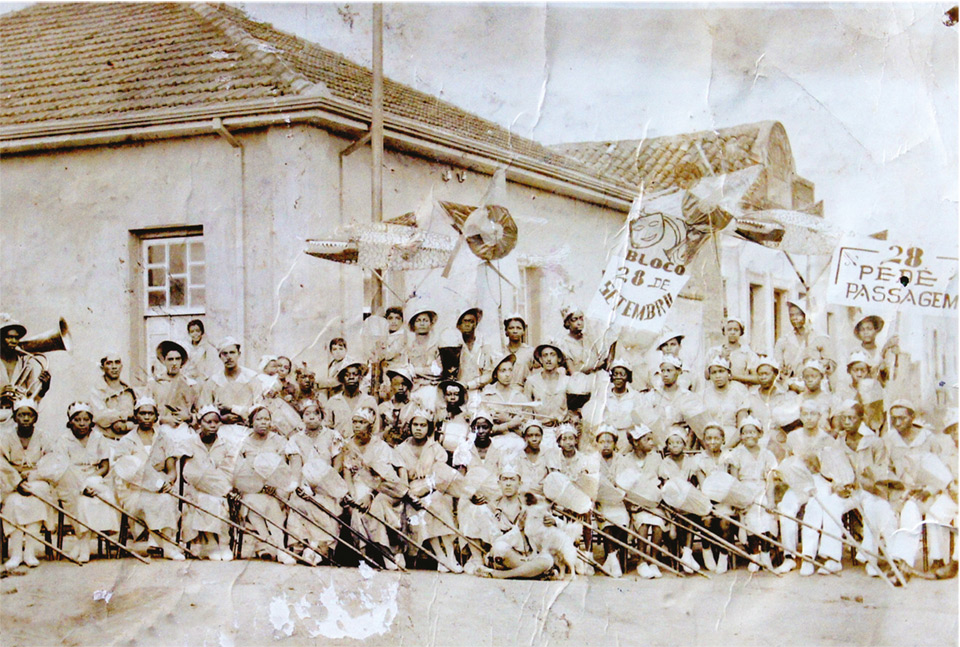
left=827, top=237, right=958, bottom=317
left=588, top=194, right=691, bottom=330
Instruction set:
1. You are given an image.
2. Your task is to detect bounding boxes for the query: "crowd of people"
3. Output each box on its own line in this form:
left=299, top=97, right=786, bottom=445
left=0, top=301, right=956, bottom=582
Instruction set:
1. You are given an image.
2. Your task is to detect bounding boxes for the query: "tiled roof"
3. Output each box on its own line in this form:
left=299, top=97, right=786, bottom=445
left=552, top=121, right=781, bottom=192
left=1, top=3, right=629, bottom=190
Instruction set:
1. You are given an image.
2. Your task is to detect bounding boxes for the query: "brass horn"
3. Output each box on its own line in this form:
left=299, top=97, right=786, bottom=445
left=19, top=318, right=71, bottom=354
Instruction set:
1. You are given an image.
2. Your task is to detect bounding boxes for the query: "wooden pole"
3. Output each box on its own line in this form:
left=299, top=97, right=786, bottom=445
left=370, top=3, right=384, bottom=314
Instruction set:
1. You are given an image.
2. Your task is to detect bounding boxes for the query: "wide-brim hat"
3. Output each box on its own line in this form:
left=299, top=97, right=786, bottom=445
left=456, top=307, right=483, bottom=327
left=533, top=340, right=565, bottom=364
left=854, top=315, right=885, bottom=334
left=438, top=379, right=467, bottom=401
left=785, top=300, right=806, bottom=315
left=336, top=357, right=366, bottom=382
left=654, top=331, right=684, bottom=351
left=386, top=366, right=414, bottom=387
left=156, top=340, right=189, bottom=364
left=0, top=320, right=26, bottom=338
left=502, top=312, right=527, bottom=329
left=491, top=353, right=518, bottom=380
left=407, top=309, right=438, bottom=331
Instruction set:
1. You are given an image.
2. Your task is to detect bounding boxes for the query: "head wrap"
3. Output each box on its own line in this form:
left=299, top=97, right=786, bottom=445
left=67, top=401, right=93, bottom=420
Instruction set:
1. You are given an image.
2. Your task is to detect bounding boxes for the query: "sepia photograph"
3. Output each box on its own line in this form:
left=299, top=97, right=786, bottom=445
left=0, top=2, right=957, bottom=645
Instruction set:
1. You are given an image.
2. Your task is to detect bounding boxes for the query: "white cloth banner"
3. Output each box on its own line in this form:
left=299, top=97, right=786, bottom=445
left=587, top=192, right=691, bottom=331
left=826, top=236, right=958, bottom=317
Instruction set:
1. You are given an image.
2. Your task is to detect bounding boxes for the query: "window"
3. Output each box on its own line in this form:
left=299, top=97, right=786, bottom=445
left=143, top=236, right=206, bottom=315
left=748, top=283, right=764, bottom=353
left=773, top=288, right=786, bottom=344
left=520, top=266, right=543, bottom=344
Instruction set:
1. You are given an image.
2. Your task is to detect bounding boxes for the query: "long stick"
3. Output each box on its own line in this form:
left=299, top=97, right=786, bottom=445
left=30, top=491, right=149, bottom=564
left=240, top=500, right=324, bottom=566
left=578, top=549, right=618, bottom=577
left=759, top=502, right=899, bottom=587
left=269, top=492, right=381, bottom=569
left=811, top=493, right=906, bottom=587
left=347, top=500, right=460, bottom=572
left=0, top=513, right=83, bottom=566
left=164, top=490, right=306, bottom=566
left=709, top=507, right=835, bottom=574
left=656, top=503, right=779, bottom=575
left=92, top=493, right=201, bottom=560
left=298, top=491, right=405, bottom=570
left=413, top=499, right=487, bottom=555
left=557, top=508, right=688, bottom=577
left=593, top=508, right=691, bottom=568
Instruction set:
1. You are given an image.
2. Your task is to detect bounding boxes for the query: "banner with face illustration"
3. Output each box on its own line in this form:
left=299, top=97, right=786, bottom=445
left=587, top=191, right=693, bottom=331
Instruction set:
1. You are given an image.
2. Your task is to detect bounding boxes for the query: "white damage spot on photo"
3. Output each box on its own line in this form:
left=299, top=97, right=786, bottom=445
left=92, top=589, right=113, bottom=604
left=268, top=595, right=295, bottom=637
left=308, top=580, right=400, bottom=640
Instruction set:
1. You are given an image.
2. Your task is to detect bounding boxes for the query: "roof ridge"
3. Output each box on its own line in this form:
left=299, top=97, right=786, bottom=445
left=551, top=120, right=780, bottom=150
left=188, top=2, right=326, bottom=97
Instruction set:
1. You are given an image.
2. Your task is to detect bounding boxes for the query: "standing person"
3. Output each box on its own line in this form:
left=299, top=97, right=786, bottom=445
left=0, top=320, right=51, bottom=404
left=112, top=397, right=184, bottom=560
left=700, top=357, right=749, bottom=449
left=379, top=367, right=414, bottom=447
left=743, top=357, right=799, bottom=436
left=600, top=358, right=643, bottom=448
left=774, top=300, right=833, bottom=390
left=705, top=318, right=758, bottom=386
left=620, top=424, right=665, bottom=579
left=525, top=340, right=570, bottom=446
left=481, top=353, right=529, bottom=456
left=638, top=354, right=697, bottom=441
left=381, top=306, right=408, bottom=373
left=456, top=307, right=495, bottom=391
left=407, top=308, right=440, bottom=388
left=183, top=319, right=219, bottom=382
left=232, top=405, right=299, bottom=563
left=48, top=402, right=119, bottom=563
left=397, top=410, right=461, bottom=572
left=502, top=313, right=535, bottom=389
left=90, top=352, right=137, bottom=440
left=148, top=340, right=198, bottom=428
left=326, top=358, right=378, bottom=440
left=198, top=337, right=262, bottom=448
left=180, top=405, right=236, bottom=561
left=557, top=306, right=605, bottom=375
left=725, top=417, right=778, bottom=573
left=287, top=400, right=345, bottom=564
left=0, top=399, right=54, bottom=568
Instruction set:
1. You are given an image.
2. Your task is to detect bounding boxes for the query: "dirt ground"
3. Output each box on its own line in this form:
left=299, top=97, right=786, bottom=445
left=1, top=559, right=956, bottom=647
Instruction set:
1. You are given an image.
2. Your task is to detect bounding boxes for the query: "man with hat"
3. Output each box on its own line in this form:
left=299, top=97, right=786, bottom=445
left=705, top=317, right=758, bottom=386
left=502, top=313, right=535, bottom=389
left=744, top=356, right=800, bottom=433
left=407, top=307, right=440, bottom=386
left=774, top=300, right=834, bottom=387
left=557, top=306, right=606, bottom=375
left=0, top=318, right=51, bottom=405
left=850, top=314, right=900, bottom=387
left=90, top=351, right=138, bottom=440
left=148, top=340, right=198, bottom=427
left=524, top=339, right=570, bottom=441
left=455, top=307, right=496, bottom=391
left=379, top=365, right=414, bottom=445
left=326, top=357, right=378, bottom=440
left=198, top=337, right=262, bottom=430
